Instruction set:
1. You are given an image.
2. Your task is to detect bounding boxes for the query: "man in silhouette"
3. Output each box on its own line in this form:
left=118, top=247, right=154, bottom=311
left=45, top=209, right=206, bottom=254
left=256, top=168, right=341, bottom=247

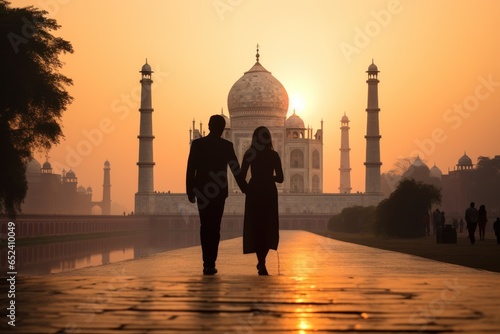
left=494, top=217, right=500, bottom=245
left=186, top=115, right=246, bottom=275
left=465, top=202, right=479, bottom=245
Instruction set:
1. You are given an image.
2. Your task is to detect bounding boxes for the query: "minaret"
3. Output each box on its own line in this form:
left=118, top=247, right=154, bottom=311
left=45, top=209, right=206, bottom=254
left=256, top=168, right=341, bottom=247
left=364, top=60, right=382, bottom=194
left=136, top=60, right=155, bottom=213
left=102, top=160, right=111, bottom=215
left=339, top=113, right=352, bottom=194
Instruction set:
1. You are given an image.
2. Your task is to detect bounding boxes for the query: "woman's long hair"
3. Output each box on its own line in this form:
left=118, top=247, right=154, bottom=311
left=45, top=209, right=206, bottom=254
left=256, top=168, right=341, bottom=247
left=244, top=126, right=273, bottom=163
left=250, top=126, right=273, bottom=153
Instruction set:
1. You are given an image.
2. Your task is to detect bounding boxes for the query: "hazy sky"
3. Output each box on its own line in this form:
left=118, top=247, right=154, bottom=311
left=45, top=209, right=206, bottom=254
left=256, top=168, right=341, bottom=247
left=16, top=0, right=500, bottom=213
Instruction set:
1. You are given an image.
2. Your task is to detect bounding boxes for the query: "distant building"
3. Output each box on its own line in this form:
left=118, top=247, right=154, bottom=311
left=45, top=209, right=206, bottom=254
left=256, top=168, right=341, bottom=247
left=402, top=156, right=441, bottom=188
left=388, top=152, right=476, bottom=218
left=22, top=160, right=112, bottom=215
left=441, top=153, right=475, bottom=216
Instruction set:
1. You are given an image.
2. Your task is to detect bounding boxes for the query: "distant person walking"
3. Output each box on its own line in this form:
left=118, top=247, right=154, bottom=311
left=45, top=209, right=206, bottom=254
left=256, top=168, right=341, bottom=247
left=423, top=210, right=431, bottom=236
left=241, top=126, right=283, bottom=275
left=493, top=217, right=500, bottom=245
left=186, top=115, right=247, bottom=275
left=432, top=209, right=441, bottom=236
left=465, top=202, right=479, bottom=245
left=478, top=204, right=488, bottom=241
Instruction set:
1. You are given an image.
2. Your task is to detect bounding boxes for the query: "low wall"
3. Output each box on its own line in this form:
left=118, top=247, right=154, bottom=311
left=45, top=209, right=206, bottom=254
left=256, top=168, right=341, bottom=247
left=0, top=215, right=148, bottom=239
left=1, top=214, right=331, bottom=239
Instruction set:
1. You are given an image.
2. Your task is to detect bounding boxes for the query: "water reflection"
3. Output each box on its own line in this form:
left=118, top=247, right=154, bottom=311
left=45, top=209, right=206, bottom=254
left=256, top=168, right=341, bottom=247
left=0, top=229, right=240, bottom=275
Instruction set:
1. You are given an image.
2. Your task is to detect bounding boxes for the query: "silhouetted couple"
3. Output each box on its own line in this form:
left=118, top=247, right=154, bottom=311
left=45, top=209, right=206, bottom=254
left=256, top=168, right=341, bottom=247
left=465, top=202, right=489, bottom=244
left=186, top=115, right=283, bottom=275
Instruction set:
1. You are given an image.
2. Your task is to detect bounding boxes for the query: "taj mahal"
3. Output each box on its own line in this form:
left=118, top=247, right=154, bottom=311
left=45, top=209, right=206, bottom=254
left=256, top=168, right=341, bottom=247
left=135, top=48, right=384, bottom=215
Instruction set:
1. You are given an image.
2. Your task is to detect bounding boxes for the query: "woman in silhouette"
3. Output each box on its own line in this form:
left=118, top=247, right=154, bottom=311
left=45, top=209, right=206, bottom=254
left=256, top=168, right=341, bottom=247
left=241, top=126, right=283, bottom=275
left=478, top=204, right=488, bottom=241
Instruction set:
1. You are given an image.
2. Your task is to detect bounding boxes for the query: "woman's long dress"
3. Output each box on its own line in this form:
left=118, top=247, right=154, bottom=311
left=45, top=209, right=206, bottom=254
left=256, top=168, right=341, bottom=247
left=242, top=149, right=283, bottom=254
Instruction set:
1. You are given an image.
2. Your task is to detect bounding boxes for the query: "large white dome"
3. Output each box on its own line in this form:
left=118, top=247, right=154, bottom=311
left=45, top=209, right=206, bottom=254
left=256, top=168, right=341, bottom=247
left=227, top=61, right=289, bottom=122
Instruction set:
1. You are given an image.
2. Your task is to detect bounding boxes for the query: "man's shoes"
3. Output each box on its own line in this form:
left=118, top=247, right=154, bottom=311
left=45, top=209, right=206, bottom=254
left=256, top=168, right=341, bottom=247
left=203, top=267, right=218, bottom=275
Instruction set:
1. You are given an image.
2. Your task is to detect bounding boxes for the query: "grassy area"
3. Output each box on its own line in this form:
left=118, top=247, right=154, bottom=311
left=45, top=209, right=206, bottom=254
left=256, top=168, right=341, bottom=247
left=322, top=231, right=500, bottom=273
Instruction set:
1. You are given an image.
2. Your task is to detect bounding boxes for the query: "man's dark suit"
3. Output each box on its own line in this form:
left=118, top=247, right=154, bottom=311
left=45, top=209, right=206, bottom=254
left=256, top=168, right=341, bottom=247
left=186, top=134, right=246, bottom=269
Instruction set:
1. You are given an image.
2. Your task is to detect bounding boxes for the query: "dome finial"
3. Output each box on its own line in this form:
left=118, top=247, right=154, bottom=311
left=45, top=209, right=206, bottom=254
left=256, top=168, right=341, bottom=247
left=145, top=58, right=148, bottom=64
left=256, top=43, right=260, bottom=62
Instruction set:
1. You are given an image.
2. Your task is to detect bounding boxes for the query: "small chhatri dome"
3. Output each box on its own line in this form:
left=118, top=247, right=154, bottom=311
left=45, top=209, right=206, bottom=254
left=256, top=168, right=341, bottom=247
left=227, top=47, right=289, bottom=119
left=27, top=158, right=41, bottom=174
left=66, top=169, right=76, bottom=178
left=367, top=59, right=379, bottom=72
left=86, top=186, right=93, bottom=193
left=341, top=113, right=349, bottom=123
left=430, top=164, right=442, bottom=178
left=77, top=186, right=86, bottom=193
left=141, top=59, right=152, bottom=73
left=458, top=152, right=473, bottom=166
left=42, top=161, right=52, bottom=169
left=285, top=110, right=305, bottom=129
left=104, top=160, right=110, bottom=167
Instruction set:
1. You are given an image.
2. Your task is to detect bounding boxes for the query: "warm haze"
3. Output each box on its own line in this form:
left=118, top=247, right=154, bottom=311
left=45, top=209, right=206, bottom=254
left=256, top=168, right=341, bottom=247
left=15, top=0, right=500, bottom=213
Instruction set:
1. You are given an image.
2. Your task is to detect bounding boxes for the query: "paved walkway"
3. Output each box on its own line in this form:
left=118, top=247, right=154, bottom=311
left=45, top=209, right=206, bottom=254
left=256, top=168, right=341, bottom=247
left=3, top=231, right=500, bottom=333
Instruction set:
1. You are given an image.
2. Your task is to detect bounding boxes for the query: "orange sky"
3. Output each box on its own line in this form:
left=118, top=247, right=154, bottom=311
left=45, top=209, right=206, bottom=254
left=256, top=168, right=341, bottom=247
left=16, top=0, right=500, bottom=213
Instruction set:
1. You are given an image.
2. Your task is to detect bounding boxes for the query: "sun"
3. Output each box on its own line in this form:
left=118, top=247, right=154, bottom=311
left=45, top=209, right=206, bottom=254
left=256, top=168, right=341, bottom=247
left=289, top=94, right=305, bottom=113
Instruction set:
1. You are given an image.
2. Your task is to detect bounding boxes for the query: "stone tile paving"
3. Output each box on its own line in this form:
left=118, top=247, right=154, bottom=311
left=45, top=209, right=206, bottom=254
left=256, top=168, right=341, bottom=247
left=2, top=231, right=500, bottom=333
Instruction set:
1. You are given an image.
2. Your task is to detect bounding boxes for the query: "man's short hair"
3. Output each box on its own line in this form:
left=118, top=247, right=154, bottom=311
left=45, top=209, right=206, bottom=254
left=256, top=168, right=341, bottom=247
left=209, top=115, right=225, bottom=135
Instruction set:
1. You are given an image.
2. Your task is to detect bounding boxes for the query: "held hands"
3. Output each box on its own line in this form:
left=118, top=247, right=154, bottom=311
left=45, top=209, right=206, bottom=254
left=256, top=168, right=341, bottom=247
left=240, top=182, right=248, bottom=194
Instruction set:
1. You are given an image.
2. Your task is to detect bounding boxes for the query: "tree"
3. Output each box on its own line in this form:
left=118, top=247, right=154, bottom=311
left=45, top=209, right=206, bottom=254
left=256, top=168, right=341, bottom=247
left=474, top=155, right=500, bottom=213
left=0, top=1, right=73, bottom=217
left=328, top=206, right=376, bottom=233
left=375, top=178, right=441, bottom=238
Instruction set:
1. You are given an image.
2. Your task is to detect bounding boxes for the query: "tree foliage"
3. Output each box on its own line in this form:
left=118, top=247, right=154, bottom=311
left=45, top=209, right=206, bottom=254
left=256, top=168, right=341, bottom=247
left=375, top=178, right=441, bottom=238
left=328, top=206, right=376, bottom=233
left=0, top=1, right=73, bottom=217
left=473, top=155, right=500, bottom=213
